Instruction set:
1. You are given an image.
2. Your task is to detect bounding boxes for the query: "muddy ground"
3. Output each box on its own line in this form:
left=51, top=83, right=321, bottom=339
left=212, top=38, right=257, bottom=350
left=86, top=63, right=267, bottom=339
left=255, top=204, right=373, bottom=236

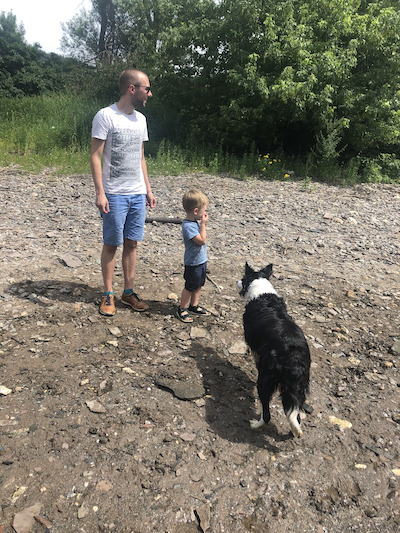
left=0, top=168, right=399, bottom=533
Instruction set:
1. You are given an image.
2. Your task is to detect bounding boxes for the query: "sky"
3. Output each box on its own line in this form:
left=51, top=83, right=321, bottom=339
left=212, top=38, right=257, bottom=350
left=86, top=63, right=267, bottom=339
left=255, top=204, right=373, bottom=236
left=1, top=0, right=92, bottom=54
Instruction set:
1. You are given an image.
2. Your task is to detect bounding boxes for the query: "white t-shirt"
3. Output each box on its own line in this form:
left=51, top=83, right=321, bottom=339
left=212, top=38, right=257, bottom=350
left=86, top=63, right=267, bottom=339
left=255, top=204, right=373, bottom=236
left=92, top=103, right=149, bottom=195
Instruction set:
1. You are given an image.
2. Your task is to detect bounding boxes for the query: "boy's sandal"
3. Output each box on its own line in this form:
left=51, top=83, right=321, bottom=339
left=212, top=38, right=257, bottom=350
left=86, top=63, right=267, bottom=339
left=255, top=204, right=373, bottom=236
left=176, top=308, right=193, bottom=323
left=188, top=305, right=210, bottom=316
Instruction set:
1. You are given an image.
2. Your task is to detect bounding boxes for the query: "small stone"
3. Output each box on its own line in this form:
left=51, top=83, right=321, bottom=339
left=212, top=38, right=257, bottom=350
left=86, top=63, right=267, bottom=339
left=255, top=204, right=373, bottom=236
left=346, top=290, right=357, bottom=299
left=77, top=503, right=90, bottom=519
left=86, top=400, right=106, bottom=414
left=190, top=326, right=208, bottom=339
left=96, top=480, right=113, bottom=492
left=329, top=416, right=352, bottom=430
left=12, top=503, right=42, bottom=533
left=12, top=486, right=27, bottom=502
left=392, top=413, right=400, bottom=424
left=34, top=515, right=52, bottom=529
left=0, top=385, right=12, bottom=395
left=109, top=326, right=122, bottom=337
left=155, top=378, right=205, bottom=400
left=355, top=464, right=367, bottom=469
left=195, top=503, right=211, bottom=532
left=60, top=254, right=82, bottom=268
left=167, top=293, right=178, bottom=301
left=391, top=341, right=400, bottom=356
left=176, top=331, right=190, bottom=341
left=107, top=340, right=118, bottom=347
left=228, top=340, right=248, bottom=354
left=98, top=380, right=112, bottom=395
left=122, top=367, right=136, bottom=374
left=392, top=469, right=400, bottom=477
left=180, top=432, right=196, bottom=442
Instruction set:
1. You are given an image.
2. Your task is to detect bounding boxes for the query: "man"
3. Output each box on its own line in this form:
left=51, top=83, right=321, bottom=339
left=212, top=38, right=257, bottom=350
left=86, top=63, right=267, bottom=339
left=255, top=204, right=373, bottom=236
left=90, top=68, right=157, bottom=316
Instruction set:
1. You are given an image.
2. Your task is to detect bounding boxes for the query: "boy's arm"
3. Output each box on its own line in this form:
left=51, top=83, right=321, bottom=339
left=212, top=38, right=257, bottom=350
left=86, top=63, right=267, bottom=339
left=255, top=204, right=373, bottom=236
left=191, top=214, right=207, bottom=245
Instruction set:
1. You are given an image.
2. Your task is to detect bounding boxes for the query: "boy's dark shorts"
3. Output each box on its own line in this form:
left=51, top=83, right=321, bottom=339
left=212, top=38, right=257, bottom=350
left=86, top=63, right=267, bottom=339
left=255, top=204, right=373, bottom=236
left=184, top=262, right=207, bottom=292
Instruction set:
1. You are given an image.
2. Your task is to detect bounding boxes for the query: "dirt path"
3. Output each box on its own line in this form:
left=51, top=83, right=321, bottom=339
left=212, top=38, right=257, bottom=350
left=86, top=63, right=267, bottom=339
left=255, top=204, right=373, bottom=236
left=0, top=168, right=399, bottom=532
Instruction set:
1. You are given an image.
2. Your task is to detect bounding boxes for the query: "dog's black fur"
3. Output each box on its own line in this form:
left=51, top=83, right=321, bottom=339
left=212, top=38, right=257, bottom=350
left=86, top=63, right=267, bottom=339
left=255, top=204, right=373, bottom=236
left=238, top=263, right=310, bottom=438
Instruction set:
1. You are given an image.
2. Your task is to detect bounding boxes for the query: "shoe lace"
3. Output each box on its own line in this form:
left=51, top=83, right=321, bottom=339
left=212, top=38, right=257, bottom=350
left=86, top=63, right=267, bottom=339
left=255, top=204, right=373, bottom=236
left=105, top=295, right=112, bottom=305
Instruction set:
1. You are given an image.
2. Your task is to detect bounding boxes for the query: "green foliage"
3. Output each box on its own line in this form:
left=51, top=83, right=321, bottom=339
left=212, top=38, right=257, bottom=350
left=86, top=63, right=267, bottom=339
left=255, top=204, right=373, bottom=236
left=2, top=1, right=400, bottom=183
left=0, top=11, right=92, bottom=97
left=0, top=93, right=102, bottom=154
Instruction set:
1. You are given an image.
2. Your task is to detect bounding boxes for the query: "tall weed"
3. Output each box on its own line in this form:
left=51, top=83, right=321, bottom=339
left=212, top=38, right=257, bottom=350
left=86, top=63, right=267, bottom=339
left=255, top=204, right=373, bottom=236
left=1, top=94, right=399, bottom=183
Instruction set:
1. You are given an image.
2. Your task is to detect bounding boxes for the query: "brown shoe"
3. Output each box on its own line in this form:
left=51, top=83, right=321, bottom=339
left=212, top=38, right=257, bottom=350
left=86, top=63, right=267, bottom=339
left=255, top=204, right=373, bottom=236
left=121, top=291, right=149, bottom=312
left=99, top=294, right=115, bottom=316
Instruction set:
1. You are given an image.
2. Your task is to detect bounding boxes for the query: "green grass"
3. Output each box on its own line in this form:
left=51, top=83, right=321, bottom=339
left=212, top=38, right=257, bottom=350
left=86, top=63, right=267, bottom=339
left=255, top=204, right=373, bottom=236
left=1, top=93, right=398, bottom=183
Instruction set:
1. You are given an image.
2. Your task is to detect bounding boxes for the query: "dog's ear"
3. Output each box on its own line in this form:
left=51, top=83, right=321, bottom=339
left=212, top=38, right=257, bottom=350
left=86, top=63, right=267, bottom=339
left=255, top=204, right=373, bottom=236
left=245, top=262, right=253, bottom=275
left=262, top=263, right=273, bottom=279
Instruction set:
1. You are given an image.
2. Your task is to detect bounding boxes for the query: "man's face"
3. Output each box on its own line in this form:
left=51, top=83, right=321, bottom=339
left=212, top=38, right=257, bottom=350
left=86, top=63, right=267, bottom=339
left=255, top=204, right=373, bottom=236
left=132, top=77, right=152, bottom=107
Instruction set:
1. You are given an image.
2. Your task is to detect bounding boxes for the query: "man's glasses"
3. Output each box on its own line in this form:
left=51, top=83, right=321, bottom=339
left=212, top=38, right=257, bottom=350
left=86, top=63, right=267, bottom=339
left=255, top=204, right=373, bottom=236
left=134, top=85, right=152, bottom=93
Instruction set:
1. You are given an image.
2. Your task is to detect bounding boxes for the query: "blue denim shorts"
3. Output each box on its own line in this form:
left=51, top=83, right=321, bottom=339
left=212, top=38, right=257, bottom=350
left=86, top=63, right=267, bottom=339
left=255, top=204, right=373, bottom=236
left=184, top=262, right=207, bottom=292
left=101, top=194, right=146, bottom=246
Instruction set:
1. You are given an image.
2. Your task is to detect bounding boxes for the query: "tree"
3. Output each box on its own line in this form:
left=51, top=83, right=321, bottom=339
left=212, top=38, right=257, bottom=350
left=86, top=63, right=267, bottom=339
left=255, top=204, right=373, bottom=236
left=0, top=11, right=91, bottom=98
left=60, top=0, right=400, bottom=178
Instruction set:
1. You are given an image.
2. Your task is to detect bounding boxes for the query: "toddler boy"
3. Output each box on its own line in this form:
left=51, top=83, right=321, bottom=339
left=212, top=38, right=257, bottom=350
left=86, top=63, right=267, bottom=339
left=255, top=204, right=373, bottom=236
left=177, top=189, right=211, bottom=323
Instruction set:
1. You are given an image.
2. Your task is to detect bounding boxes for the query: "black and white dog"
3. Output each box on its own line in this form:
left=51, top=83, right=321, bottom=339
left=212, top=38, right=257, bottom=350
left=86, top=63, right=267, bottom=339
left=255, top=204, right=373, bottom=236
left=237, top=263, right=310, bottom=438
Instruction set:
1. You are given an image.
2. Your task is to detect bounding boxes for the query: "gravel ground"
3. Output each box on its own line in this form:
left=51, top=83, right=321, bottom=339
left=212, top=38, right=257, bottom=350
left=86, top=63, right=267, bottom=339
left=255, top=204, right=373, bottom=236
left=0, top=168, right=399, bottom=533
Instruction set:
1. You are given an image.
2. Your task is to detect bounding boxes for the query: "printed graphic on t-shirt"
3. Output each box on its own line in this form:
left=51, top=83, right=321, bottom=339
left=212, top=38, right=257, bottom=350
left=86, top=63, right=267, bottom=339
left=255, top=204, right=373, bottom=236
left=110, top=128, right=142, bottom=183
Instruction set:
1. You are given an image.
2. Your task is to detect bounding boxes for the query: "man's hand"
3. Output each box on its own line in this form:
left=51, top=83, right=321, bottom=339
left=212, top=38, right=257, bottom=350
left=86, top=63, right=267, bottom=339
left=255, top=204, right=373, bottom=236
left=96, top=192, right=110, bottom=214
left=146, top=192, right=157, bottom=208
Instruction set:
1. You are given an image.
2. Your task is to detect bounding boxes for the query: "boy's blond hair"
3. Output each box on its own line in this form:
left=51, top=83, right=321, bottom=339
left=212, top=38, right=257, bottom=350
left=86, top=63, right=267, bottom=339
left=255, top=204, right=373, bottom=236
left=182, top=189, right=209, bottom=213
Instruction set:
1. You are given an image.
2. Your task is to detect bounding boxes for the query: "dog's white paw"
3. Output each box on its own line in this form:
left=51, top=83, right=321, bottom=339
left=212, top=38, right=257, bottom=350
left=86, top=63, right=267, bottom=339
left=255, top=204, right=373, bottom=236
left=288, top=409, right=303, bottom=438
left=291, top=427, right=303, bottom=438
left=250, top=418, right=265, bottom=430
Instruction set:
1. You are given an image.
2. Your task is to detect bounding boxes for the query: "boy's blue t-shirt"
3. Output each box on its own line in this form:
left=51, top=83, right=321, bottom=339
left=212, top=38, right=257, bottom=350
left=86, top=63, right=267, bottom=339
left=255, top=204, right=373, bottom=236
left=182, top=219, right=207, bottom=266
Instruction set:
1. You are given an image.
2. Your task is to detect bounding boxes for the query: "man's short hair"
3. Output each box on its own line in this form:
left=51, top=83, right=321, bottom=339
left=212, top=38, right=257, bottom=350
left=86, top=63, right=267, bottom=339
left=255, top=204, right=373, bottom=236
left=118, top=69, right=146, bottom=95
left=182, top=189, right=209, bottom=213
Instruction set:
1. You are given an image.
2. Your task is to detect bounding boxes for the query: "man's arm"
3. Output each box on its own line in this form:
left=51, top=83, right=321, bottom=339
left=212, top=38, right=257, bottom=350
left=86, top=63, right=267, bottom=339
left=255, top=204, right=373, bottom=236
left=90, top=137, right=109, bottom=213
left=141, top=144, right=157, bottom=208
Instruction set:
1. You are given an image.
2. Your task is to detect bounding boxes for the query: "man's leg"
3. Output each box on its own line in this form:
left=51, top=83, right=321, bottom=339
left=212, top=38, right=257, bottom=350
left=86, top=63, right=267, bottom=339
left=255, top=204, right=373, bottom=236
left=122, top=238, right=137, bottom=291
left=99, top=243, right=117, bottom=316
left=101, top=244, right=118, bottom=292
left=120, top=238, right=148, bottom=311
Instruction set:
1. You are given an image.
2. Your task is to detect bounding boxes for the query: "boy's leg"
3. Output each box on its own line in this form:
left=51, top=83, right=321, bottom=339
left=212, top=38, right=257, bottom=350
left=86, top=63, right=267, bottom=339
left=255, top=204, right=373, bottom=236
left=180, top=287, right=193, bottom=309
left=189, top=287, right=202, bottom=307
